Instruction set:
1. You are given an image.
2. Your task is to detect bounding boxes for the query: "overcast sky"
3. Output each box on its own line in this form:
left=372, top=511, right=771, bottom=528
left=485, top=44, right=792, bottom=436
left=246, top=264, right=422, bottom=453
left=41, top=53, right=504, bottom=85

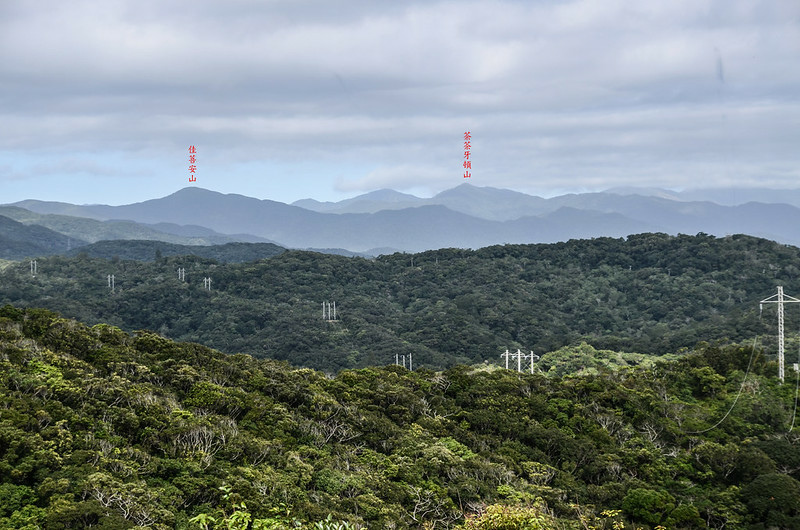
left=1, top=0, right=799, bottom=205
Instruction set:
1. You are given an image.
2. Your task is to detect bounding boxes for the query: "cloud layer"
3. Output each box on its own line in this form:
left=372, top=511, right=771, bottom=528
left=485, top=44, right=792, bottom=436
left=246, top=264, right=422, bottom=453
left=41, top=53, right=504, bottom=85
left=1, top=0, right=799, bottom=203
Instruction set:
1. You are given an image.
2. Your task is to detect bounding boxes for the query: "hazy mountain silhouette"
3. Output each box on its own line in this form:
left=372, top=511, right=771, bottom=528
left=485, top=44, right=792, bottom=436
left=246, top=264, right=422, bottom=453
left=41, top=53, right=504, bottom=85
left=542, top=193, right=800, bottom=244
left=6, top=188, right=651, bottom=252
left=7, top=184, right=800, bottom=253
left=0, top=214, right=87, bottom=260
left=293, top=183, right=548, bottom=221
left=605, top=186, right=800, bottom=208
left=0, top=205, right=271, bottom=246
left=293, top=188, right=422, bottom=214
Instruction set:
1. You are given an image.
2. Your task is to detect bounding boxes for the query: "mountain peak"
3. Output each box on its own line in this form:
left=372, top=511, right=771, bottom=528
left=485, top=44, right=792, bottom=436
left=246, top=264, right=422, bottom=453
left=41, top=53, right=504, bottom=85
left=167, top=187, right=232, bottom=200
left=434, top=183, right=479, bottom=196
left=355, top=188, right=421, bottom=202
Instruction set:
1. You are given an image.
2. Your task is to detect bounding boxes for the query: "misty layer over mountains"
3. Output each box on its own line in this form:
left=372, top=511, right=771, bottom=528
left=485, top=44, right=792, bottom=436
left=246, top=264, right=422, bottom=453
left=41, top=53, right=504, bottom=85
left=4, top=183, right=800, bottom=255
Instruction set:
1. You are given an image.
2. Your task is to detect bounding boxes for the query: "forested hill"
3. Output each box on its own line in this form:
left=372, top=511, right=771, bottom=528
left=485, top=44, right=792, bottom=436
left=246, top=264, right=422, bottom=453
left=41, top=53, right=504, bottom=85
left=1, top=305, right=799, bottom=528
left=64, top=240, right=286, bottom=263
left=0, top=214, right=86, bottom=260
left=2, top=232, right=800, bottom=371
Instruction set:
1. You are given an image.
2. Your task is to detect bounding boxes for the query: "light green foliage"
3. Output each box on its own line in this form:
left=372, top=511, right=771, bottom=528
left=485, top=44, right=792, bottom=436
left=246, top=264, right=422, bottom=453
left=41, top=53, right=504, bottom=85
left=440, top=436, right=476, bottom=460
left=308, top=513, right=358, bottom=529
left=0, top=483, right=44, bottom=529
left=0, top=304, right=798, bottom=528
left=457, top=503, right=556, bottom=529
left=539, top=342, right=677, bottom=377
left=189, top=490, right=352, bottom=530
left=689, top=366, right=727, bottom=397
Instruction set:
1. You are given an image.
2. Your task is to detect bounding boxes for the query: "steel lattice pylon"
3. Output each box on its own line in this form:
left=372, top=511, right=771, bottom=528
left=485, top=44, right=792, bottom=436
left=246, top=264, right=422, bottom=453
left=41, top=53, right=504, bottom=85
left=761, top=286, right=800, bottom=384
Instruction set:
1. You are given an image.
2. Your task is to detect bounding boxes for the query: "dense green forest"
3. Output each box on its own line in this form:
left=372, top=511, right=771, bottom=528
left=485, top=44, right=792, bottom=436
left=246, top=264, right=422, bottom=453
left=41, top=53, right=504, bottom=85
left=1, top=306, right=799, bottom=528
left=1, top=233, right=800, bottom=372
left=64, top=240, right=286, bottom=263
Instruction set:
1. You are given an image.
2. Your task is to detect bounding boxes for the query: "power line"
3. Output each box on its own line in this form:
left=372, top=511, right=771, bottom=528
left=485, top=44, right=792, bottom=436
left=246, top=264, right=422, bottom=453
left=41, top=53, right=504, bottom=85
left=687, top=336, right=759, bottom=435
left=790, top=369, right=800, bottom=433
left=790, top=337, right=800, bottom=433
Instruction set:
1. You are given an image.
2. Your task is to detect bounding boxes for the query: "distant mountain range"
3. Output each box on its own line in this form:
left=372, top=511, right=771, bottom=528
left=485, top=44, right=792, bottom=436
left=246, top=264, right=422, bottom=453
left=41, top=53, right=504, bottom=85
left=0, top=205, right=274, bottom=246
left=0, top=215, right=86, bottom=260
left=293, top=185, right=548, bottom=221
left=3, top=184, right=800, bottom=256
left=294, top=184, right=800, bottom=218
left=605, top=186, right=800, bottom=208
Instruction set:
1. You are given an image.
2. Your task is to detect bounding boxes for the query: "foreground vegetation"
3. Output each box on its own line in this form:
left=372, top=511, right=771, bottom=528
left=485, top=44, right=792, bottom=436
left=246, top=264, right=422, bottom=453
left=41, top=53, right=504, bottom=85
left=3, top=233, right=800, bottom=372
left=1, top=306, right=799, bottom=528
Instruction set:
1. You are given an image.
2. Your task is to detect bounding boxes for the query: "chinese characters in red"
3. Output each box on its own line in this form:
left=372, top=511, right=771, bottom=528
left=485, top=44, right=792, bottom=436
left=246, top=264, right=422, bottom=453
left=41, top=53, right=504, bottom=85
left=463, top=131, right=471, bottom=178
left=188, top=145, right=197, bottom=182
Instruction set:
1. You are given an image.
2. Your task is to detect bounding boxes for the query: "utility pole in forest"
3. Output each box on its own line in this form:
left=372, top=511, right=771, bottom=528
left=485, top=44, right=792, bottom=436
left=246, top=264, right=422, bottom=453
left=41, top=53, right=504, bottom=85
left=502, top=348, right=539, bottom=373
left=394, top=352, right=413, bottom=370
left=502, top=349, right=511, bottom=370
left=530, top=352, right=540, bottom=374
left=323, top=301, right=338, bottom=321
left=761, top=286, right=800, bottom=384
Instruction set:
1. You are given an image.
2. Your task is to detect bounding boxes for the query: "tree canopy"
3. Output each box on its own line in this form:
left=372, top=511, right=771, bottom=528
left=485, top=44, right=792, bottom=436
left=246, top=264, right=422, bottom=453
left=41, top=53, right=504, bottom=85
left=1, top=233, right=799, bottom=372
left=0, top=305, right=798, bottom=528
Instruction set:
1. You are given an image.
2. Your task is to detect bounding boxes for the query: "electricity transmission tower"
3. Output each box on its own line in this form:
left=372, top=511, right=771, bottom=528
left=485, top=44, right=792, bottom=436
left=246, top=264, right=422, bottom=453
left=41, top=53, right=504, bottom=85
left=501, top=349, right=539, bottom=373
left=107, top=274, right=115, bottom=293
left=203, top=277, right=212, bottom=291
left=394, top=352, right=413, bottom=370
left=177, top=268, right=185, bottom=281
left=529, top=352, right=540, bottom=374
left=30, top=260, right=37, bottom=277
left=322, top=301, right=338, bottom=321
left=761, top=286, right=800, bottom=384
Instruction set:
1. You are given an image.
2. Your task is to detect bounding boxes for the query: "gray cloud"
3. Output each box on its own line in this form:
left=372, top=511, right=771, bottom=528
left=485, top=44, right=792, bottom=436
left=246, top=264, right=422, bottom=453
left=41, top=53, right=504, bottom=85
left=1, top=0, right=799, bottom=201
